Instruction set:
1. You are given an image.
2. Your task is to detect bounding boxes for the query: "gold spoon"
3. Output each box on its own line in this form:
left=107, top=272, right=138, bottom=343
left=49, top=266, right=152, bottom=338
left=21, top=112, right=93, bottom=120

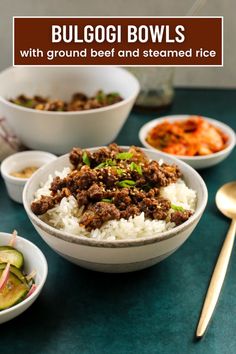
left=196, top=181, right=236, bottom=338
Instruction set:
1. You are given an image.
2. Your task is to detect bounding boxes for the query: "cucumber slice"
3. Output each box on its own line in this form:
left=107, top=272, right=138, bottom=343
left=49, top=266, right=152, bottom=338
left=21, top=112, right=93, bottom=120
left=0, top=263, right=28, bottom=286
left=0, top=246, right=24, bottom=269
left=0, top=270, right=29, bottom=310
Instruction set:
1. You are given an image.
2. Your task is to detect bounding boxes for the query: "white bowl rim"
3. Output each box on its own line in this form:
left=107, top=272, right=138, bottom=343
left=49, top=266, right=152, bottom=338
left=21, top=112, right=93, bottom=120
left=139, top=115, right=236, bottom=161
left=1, top=150, right=57, bottom=183
left=23, top=146, right=208, bottom=248
left=0, top=67, right=140, bottom=116
left=0, top=232, right=48, bottom=317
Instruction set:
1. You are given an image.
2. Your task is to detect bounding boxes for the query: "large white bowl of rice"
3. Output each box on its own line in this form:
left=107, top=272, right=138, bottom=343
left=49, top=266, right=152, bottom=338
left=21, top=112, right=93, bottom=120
left=23, top=146, right=208, bottom=273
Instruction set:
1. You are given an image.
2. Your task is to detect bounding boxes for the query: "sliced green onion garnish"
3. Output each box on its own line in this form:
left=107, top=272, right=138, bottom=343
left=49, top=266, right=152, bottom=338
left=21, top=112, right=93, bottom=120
left=108, top=92, right=120, bottom=98
left=101, top=198, right=113, bottom=203
left=116, top=180, right=136, bottom=188
left=82, top=151, right=90, bottom=166
left=25, top=100, right=35, bottom=108
left=130, top=162, right=142, bottom=175
left=115, top=152, right=133, bottom=160
left=106, top=159, right=116, bottom=166
left=116, top=168, right=125, bottom=176
left=171, top=204, right=185, bottom=212
left=95, top=162, right=106, bottom=169
left=96, top=91, right=106, bottom=102
left=107, top=93, right=120, bottom=103
left=95, top=159, right=116, bottom=169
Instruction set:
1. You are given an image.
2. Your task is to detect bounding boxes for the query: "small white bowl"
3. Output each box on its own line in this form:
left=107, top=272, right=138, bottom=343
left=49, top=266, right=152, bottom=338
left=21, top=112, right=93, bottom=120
left=0, top=232, right=48, bottom=324
left=23, top=147, right=208, bottom=273
left=1, top=150, right=56, bottom=203
left=0, top=67, right=140, bottom=154
left=139, top=115, right=236, bottom=169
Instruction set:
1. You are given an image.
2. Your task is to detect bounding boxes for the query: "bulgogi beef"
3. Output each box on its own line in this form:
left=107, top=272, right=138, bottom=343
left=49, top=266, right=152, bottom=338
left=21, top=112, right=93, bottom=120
left=170, top=210, right=193, bottom=226
left=10, top=91, right=123, bottom=112
left=31, top=144, right=193, bottom=231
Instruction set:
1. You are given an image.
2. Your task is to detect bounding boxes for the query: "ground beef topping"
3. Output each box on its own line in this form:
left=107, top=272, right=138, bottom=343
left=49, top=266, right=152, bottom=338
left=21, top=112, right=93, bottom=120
left=170, top=210, right=193, bottom=226
left=31, top=144, right=193, bottom=230
left=80, top=202, right=120, bottom=231
left=31, top=195, right=55, bottom=215
left=10, top=91, right=123, bottom=112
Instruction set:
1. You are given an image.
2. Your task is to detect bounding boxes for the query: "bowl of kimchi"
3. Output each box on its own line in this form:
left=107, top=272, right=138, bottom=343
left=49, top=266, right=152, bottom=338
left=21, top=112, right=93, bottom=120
left=139, top=115, right=235, bottom=169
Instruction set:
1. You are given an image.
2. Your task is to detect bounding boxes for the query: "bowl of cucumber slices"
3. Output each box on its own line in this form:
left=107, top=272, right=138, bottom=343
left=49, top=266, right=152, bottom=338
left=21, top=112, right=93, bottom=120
left=0, top=231, right=48, bottom=324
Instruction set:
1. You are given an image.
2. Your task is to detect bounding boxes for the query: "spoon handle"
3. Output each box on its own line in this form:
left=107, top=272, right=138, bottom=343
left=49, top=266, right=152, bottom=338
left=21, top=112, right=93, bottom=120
left=196, top=218, right=236, bottom=338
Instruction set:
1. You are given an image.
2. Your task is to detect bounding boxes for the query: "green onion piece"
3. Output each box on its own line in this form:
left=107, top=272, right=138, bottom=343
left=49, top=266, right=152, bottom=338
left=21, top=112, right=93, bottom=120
left=171, top=204, right=185, bottom=212
left=137, top=165, right=142, bottom=175
left=107, top=159, right=116, bottom=166
left=82, top=151, right=90, bottom=166
left=107, top=93, right=120, bottom=103
left=116, top=180, right=136, bottom=188
left=95, top=162, right=106, bottom=169
left=130, top=162, right=135, bottom=171
left=116, top=168, right=124, bottom=176
left=25, top=99, right=35, bottom=108
left=96, top=90, right=106, bottom=103
left=95, top=159, right=116, bottom=169
left=115, top=152, right=133, bottom=160
left=108, top=92, right=120, bottom=98
left=130, top=162, right=142, bottom=175
left=101, top=198, right=112, bottom=203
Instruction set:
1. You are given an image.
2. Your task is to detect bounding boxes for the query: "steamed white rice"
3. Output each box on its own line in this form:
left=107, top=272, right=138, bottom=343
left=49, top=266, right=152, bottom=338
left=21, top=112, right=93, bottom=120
left=35, top=167, right=197, bottom=241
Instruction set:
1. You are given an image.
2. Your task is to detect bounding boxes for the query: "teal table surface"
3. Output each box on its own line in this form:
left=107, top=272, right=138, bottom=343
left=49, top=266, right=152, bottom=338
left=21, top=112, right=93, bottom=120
left=1, top=88, right=236, bottom=354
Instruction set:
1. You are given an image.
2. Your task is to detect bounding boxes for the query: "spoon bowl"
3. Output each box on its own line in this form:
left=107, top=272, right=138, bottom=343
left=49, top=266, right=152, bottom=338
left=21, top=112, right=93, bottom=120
left=216, top=181, right=236, bottom=219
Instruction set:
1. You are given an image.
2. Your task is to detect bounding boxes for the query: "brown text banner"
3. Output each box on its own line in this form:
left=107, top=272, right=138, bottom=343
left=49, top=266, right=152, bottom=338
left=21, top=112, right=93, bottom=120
left=13, top=17, right=223, bottom=66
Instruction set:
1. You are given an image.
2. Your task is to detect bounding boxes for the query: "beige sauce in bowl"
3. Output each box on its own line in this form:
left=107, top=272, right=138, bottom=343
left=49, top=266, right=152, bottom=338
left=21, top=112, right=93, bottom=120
left=11, top=166, right=38, bottom=179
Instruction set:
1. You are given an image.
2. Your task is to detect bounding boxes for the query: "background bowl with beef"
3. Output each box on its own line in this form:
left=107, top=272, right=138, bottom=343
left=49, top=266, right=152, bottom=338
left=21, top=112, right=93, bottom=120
left=23, top=146, right=208, bottom=273
left=0, top=67, right=139, bottom=155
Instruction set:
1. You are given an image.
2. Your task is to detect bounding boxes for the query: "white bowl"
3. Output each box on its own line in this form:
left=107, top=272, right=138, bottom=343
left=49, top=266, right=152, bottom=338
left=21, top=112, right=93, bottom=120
left=1, top=150, right=57, bottom=203
left=0, top=67, right=140, bottom=155
left=0, top=232, right=48, bottom=324
left=23, top=147, right=208, bottom=273
left=139, top=115, right=236, bottom=169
